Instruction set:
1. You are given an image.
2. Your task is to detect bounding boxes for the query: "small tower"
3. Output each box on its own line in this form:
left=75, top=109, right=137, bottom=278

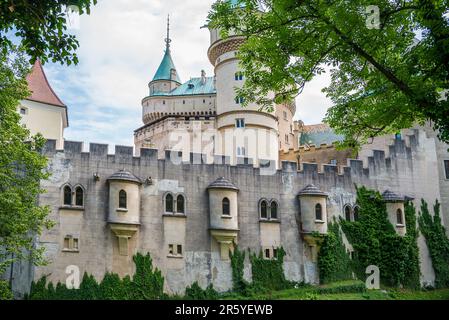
left=298, top=184, right=328, bottom=262
left=107, top=170, right=142, bottom=258
left=148, top=15, right=181, bottom=96
left=207, top=177, right=239, bottom=260
left=382, top=190, right=407, bottom=236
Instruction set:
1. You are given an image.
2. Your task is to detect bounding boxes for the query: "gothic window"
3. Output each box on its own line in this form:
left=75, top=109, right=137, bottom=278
left=119, top=190, right=127, bottom=209
left=260, top=200, right=268, bottom=219
left=222, top=197, right=230, bottom=216
left=176, top=195, right=185, bottom=214
left=63, top=186, right=72, bottom=206
left=270, top=201, right=278, bottom=219
left=353, top=206, right=360, bottom=221
left=165, top=193, right=174, bottom=213
left=344, top=205, right=351, bottom=221
left=315, top=203, right=323, bottom=221
left=75, top=187, right=84, bottom=207
left=396, top=209, right=403, bottom=225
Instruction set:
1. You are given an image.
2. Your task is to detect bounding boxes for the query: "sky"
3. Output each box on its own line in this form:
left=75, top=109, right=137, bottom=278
left=43, top=0, right=333, bottom=149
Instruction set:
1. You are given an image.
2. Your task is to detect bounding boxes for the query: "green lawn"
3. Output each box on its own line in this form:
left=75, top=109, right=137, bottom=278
left=221, top=280, right=449, bottom=300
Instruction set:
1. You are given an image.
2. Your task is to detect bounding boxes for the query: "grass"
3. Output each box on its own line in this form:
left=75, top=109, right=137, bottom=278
left=220, top=280, right=449, bottom=300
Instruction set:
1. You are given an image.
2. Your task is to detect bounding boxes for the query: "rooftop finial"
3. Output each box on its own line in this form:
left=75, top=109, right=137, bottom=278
left=165, top=14, right=171, bottom=51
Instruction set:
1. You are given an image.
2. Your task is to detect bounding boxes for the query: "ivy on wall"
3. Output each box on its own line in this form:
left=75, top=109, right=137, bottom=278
left=337, top=186, right=420, bottom=289
left=318, top=219, right=353, bottom=284
left=418, top=200, right=449, bottom=288
left=27, top=252, right=165, bottom=300
left=0, top=280, right=13, bottom=300
left=229, top=246, right=248, bottom=293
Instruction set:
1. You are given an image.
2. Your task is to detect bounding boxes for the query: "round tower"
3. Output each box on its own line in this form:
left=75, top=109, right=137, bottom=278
left=207, top=3, right=279, bottom=166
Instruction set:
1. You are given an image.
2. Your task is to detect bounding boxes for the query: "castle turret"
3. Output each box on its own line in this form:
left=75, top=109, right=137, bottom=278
left=207, top=177, right=239, bottom=260
left=382, top=190, right=407, bottom=236
left=207, top=1, right=279, bottom=166
left=148, top=15, right=181, bottom=96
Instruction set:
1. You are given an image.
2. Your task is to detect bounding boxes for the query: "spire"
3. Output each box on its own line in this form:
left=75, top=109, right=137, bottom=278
left=165, top=14, right=171, bottom=51
left=151, top=15, right=181, bottom=84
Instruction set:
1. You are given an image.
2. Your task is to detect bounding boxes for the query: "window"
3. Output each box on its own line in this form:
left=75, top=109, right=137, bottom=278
left=285, top=134, right=289, bottom=144
left=396, top=209, right=403, bottom=225
left=163, top=100, right=166, bottom=105
left=176, top=195, right=185, bottom=214
left=265, top=249, right=270, bottom=259
left=353, top=206, right=360, bottom=221
left=63, top=236, right=79, bottom=251
left=235, top=96, right=245, bottom=104
left=260, top=200, right=268, bottom=219
left=395, top=132, right=402, bottom=140
left=20, top=107, right=27, bottom=115
left=283, top=111, right=287, bottom=120
left=183, top=100, right=185, bottom=104
left=165, top=193, right=174, bottom=213
left=75, top=187, right=83, bottom=207
left=168, top=244, right=183, bottom=257
left=444, top=160, right=449, bottom=179
left=119, top=190, right=127, bottom=209
left=234, top=72, right=243, bottom=81
left=236, top=118, right=245, bottom=128
left=237, top=147, right=246, bottom=156
left=270, top=201, right=278, bottom=219
left=222, top=197, right=230, bottom=216
left=273, top=248, right=278, bottom=258
left=344, top=205, right=351, bottom=221
left=63, top=186, right=72, bottom=205
left=177, top=245, right=183, bottom=255
left=330, top=159, right=337, bottom=165
left=203, top=99, right=206, bottom=104
left=315, top=203, right=322, bottom=221
left=168, top=244, right=174, bottom=255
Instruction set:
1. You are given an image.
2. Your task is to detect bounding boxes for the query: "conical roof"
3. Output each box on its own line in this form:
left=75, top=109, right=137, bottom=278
left=382, top=190, right=404, bottom=202
left=26, top=60, right=66, bottom=107
left=108, top=170, right=141, bottom=184
left=151, top=49, right=181, bottom=83
left=298, top=184, right=328, bottom=197
left=207, top=177, right=239, bottom=191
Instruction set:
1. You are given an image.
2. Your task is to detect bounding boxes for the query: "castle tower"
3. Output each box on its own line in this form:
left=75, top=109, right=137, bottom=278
left=207, top=2, right=279, bottom=166
left=148, top=15, right=181, bottom=97
left=20, top=60, right=68, bottom=149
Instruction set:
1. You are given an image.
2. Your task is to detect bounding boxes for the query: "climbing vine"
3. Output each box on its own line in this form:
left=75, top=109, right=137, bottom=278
left=27, top=252, right=165, bottom=300
left=230, top=246, right=248, bottom=293
left=338, top=186, right=420, bottom=288
left=318, top=219, right=353, bottom=284
left=418, top=199, right=449, bottom=288
left=0, top=280, right=13, bottom=300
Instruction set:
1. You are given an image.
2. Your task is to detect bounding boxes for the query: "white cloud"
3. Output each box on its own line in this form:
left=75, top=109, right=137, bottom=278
left=42, top=0, right=332, bottom=149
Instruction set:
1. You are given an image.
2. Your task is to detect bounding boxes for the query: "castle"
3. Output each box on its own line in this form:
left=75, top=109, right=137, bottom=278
left=4, top=6, right=449, bottom=297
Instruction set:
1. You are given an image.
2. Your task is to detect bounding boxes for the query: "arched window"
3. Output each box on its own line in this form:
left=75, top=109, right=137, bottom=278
left=176, top=195, right=185, bottom=214
left=222, top=197, right=230, bottom=216
left=353, top=206, right=360, bottom=221
left=119, top=190, right=127, bottom=209
left=344, top=205, right=351, bottom=221
left=63, top=186, right=72, bottom=205
left=165, top=193, right=174, bottom=213
left=315, top=203, right=322, bottom=221
left=260, top=200, right=268, bottom=219
left=396, top=209, right=403, bottom=224
left=75, top=187, right=84, bottom=207
left=270, top=201, right=278, bottom=219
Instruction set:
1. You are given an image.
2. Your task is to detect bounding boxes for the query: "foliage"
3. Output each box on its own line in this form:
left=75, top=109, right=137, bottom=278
left=0, top=280, right=13, bottom=300
left=249, top=247, right=292, bottom=292
left=339, top=186, right=420, bottom=288
left=0, top=0, right=97, bottom=65
left=208, top=0, right=449, bottom=149
left=184, top=282, right=219, bottom=300
left=318, top=219, right=353, bottom=284
left=27, top=252, right=164, bottom=300
left=0, top=46, right=53, bottom=275
left=418, top=200, right=449, bottom=288
left=229, top=246, right=249, bottom=293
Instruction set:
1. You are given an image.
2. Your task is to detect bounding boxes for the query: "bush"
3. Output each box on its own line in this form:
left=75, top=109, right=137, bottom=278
left=184, top=282, right=219, bottom=300
left=0, top=280, right=13, bottom=300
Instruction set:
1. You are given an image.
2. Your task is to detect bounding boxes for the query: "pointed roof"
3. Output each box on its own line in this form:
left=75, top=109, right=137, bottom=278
left=25, top=60, right=66, bottom=108
left=151, top=49, right=181, bottom=83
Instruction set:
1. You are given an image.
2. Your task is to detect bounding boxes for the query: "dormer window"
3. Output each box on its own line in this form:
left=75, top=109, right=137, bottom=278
left=188, top=83, right=194, bottom=89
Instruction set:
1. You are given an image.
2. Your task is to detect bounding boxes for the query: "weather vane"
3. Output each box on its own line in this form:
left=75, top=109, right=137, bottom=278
left=165, top=14, right=171, bottom=51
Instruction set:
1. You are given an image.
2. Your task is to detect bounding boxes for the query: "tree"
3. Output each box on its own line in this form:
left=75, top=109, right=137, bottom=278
left=208, top=0, right=449, bottom=149
left=1, top=0, right=97, bottom=65
left=0, top=46, right=53, bottom=274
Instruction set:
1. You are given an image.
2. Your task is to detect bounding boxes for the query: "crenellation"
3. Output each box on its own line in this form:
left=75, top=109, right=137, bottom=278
left=89, top=143, right=108, bottom=157
left=64, top=140, right=83, bottom=154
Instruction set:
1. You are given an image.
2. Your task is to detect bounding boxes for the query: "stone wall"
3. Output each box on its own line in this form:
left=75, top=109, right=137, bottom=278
left=31, top=127, right=448, bottom=294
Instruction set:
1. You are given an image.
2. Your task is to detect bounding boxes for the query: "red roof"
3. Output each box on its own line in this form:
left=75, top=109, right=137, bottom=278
left=25, top=60, right=66, bottom=107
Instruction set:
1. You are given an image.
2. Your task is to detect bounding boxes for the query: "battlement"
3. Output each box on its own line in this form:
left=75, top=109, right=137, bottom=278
left=43, top=126, right=428, bottom=183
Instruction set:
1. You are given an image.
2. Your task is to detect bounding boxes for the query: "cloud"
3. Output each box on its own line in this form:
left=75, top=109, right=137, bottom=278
left=42, top=0, right=332, bottom=150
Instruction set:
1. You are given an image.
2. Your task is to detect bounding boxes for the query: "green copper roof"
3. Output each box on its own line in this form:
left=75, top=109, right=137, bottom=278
left=151, top=76, right=216, bottom=97
left=152, top=49, right=181, bottom=83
